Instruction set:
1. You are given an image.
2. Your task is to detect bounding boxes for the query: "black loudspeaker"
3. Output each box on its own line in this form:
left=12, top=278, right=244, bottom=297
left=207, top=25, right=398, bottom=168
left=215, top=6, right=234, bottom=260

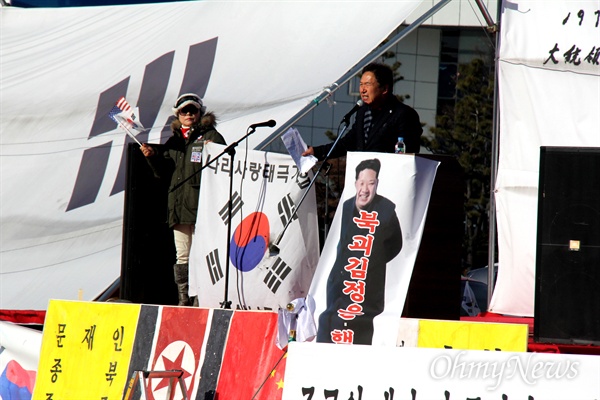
left=534, top=146, right=600, bottom=345
left=121, top=144, right=178, bottom=305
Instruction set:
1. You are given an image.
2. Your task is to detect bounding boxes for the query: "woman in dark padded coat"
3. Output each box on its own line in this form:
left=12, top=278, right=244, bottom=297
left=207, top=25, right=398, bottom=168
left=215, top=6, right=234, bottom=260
left=141, top=93, right=226, bottom=306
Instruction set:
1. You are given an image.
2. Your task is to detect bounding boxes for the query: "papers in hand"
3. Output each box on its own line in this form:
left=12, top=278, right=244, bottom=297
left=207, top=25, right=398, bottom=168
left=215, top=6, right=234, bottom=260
left=281, top=127, right=317, bottom=174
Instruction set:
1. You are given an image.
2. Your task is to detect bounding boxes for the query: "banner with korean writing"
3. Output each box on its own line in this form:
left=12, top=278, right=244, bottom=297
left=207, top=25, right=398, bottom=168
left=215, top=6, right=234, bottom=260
left=282, top=342, right=600, bottom=399
left=190, top=142, right=320, bottom=309
left=33, top=300, right=140, bottom=399
left=492, top=0, right=600, bottom=316
left=309, top=152, right=439, bottom=346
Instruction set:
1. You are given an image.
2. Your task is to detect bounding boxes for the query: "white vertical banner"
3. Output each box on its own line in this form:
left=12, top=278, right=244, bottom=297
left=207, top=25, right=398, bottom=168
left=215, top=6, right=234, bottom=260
left=190, top=142, right=319, bottom=309
left=309, top=152, right=439, bottom=346
left=492, top=0, right=600, bottom=316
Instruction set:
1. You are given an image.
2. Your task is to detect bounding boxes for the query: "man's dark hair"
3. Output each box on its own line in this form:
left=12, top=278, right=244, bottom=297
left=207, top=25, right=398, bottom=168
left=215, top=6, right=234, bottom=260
left=355, top=158, right=381, bottom=180
left=362, top=62, right=394, bottom=94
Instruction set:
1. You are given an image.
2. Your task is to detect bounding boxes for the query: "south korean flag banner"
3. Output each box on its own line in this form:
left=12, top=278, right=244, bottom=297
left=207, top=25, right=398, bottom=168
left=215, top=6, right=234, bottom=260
left=190, top=142, right=320, bottom=310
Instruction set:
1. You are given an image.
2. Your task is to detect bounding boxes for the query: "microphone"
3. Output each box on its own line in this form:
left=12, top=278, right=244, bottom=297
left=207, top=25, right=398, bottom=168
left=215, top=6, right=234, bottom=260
left=249, top=119, right=277, bottom=129
left=341, top=99, right=364, bottom=124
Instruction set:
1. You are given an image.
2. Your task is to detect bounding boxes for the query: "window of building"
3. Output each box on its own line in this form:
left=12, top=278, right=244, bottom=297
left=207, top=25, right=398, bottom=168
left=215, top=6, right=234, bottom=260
left=437, top=28, right=495, bottom=115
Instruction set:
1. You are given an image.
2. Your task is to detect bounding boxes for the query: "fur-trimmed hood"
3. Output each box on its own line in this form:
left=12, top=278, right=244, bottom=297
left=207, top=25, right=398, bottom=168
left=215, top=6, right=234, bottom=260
left=170, top=111, right=218, bottom=131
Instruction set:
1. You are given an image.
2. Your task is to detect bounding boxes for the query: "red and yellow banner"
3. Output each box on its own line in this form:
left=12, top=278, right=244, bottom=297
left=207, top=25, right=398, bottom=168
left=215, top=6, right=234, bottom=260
left=33, top=300, right=286, bottom=399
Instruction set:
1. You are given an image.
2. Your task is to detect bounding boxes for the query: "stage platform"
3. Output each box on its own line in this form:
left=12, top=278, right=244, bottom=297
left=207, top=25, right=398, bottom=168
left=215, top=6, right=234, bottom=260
left=3, top=303, right=600, bottom=399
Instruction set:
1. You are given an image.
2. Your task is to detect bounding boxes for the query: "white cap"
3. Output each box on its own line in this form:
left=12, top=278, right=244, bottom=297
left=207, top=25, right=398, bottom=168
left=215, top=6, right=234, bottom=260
left=172, top=93, right=206, bottom=116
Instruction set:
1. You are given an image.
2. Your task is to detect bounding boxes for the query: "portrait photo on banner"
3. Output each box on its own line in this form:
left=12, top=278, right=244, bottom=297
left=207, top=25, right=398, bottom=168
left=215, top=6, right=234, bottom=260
left=308, top=151, right=439, bottom=347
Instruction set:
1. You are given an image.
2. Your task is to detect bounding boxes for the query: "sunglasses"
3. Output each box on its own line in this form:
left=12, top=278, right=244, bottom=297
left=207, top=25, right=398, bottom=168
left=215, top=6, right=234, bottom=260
left=179, top=105, right=199, bottom=115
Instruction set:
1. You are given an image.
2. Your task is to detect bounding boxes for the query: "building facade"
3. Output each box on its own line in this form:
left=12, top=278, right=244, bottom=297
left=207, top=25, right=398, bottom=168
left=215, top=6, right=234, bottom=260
left=291, top=0, right=499, bottom=153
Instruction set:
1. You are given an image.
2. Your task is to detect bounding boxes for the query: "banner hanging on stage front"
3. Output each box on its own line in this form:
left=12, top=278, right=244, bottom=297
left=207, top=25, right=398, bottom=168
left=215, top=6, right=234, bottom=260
left=309, top=152, right=439, bottom=346
left=190, top=143, right=320, bottom=310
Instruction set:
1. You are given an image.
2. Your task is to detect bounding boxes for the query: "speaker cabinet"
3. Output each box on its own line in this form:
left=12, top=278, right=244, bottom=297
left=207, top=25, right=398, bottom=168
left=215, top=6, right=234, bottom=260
left=121, top=144, right=177, bottom=305
left=534, top=147, right=600, bottom=345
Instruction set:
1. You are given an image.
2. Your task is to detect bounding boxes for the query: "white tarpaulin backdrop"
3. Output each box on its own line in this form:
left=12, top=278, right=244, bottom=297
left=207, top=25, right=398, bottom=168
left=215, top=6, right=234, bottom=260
left=491, top=0, right=600, bottom=316
left=0, top=1, right=424, bottom=310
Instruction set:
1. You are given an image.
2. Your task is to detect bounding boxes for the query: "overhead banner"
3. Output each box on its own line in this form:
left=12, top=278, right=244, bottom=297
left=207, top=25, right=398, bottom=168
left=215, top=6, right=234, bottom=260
left=0, top=1, right=424, bottom=310
left=309, top=152, right=439, bottom=346
left=492, top=1, right=600, bottom=316
left=191, top=142, right=319, bottom=310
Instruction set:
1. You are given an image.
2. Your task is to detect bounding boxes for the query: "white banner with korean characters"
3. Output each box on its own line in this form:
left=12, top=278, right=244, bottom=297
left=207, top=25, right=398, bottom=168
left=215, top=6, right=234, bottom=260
left=492, top=0, right=600, bottom=316
left=309, top=152, right=439, bottom=346
left=190, top=142, right=319, bottom=310
left=282, top=342, right=600, bottom=399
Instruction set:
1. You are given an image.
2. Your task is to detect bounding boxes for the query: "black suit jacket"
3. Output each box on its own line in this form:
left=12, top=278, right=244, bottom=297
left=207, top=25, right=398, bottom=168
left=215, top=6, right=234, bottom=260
left=314, top=95, right=423, bottom=160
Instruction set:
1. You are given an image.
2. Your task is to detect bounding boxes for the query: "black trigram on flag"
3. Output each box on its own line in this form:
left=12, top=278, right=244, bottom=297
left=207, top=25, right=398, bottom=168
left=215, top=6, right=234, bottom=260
left=264, top=257, right=292, bottom=294
left=218, top=191, right=244, bottom=225
left=296, top=172, right=311, bottom=190
left=277, top=193, right=298, bottom=227
left=206, top=249, right=223, bottom=285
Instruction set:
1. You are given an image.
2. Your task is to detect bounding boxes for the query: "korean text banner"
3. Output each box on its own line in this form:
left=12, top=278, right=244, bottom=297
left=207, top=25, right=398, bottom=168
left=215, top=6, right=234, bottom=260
left=282, top=342, right=600, bottom=399
left=32, top=300, right=286, bottom=399
left=191, top=142, right=319, bottom=309
left=34, top=301, right=141, bottom=398
left=491, top=0, right=600, bottom=316
left=0, top=1, right=424, bottom=310
left=309, top=152, right=439, bottom=346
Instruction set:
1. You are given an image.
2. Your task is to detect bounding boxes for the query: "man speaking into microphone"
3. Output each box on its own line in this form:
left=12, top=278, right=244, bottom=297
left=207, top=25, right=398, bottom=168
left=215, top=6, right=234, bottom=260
left=302, top=62, right=423, bottom=160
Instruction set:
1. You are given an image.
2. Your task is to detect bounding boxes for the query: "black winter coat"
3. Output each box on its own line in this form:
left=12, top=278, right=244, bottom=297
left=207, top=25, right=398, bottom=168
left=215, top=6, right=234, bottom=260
left=147, top=112, right=226, bottom=227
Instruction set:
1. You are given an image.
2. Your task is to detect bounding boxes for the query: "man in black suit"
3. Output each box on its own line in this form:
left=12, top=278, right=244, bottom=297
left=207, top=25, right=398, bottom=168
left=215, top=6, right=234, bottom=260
left=303, top=62, right=423, bottom=159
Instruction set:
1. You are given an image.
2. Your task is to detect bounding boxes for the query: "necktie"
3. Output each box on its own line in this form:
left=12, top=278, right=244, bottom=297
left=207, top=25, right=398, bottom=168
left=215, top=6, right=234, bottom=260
left=363, top=109, right=372, bottom=142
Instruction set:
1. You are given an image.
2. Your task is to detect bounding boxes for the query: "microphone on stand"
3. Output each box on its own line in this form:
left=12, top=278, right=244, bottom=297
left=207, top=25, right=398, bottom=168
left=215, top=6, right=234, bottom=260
left=269, top=102, right=364, bottom=256
left=249, top=119, right=277, bottom=129
left=268, top=233, right=283, bottom=257
left=341, top=99, right=364, bottom=125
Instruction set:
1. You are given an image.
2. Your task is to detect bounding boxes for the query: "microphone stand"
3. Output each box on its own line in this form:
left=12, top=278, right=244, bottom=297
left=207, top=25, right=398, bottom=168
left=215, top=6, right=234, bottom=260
left=323, top=161, right=332, bottom=237
left=269, top=121, right=351, bottom=256
left=172, top=127, right=260, bottom=310
left=217, top=128, right=261, bottom=309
